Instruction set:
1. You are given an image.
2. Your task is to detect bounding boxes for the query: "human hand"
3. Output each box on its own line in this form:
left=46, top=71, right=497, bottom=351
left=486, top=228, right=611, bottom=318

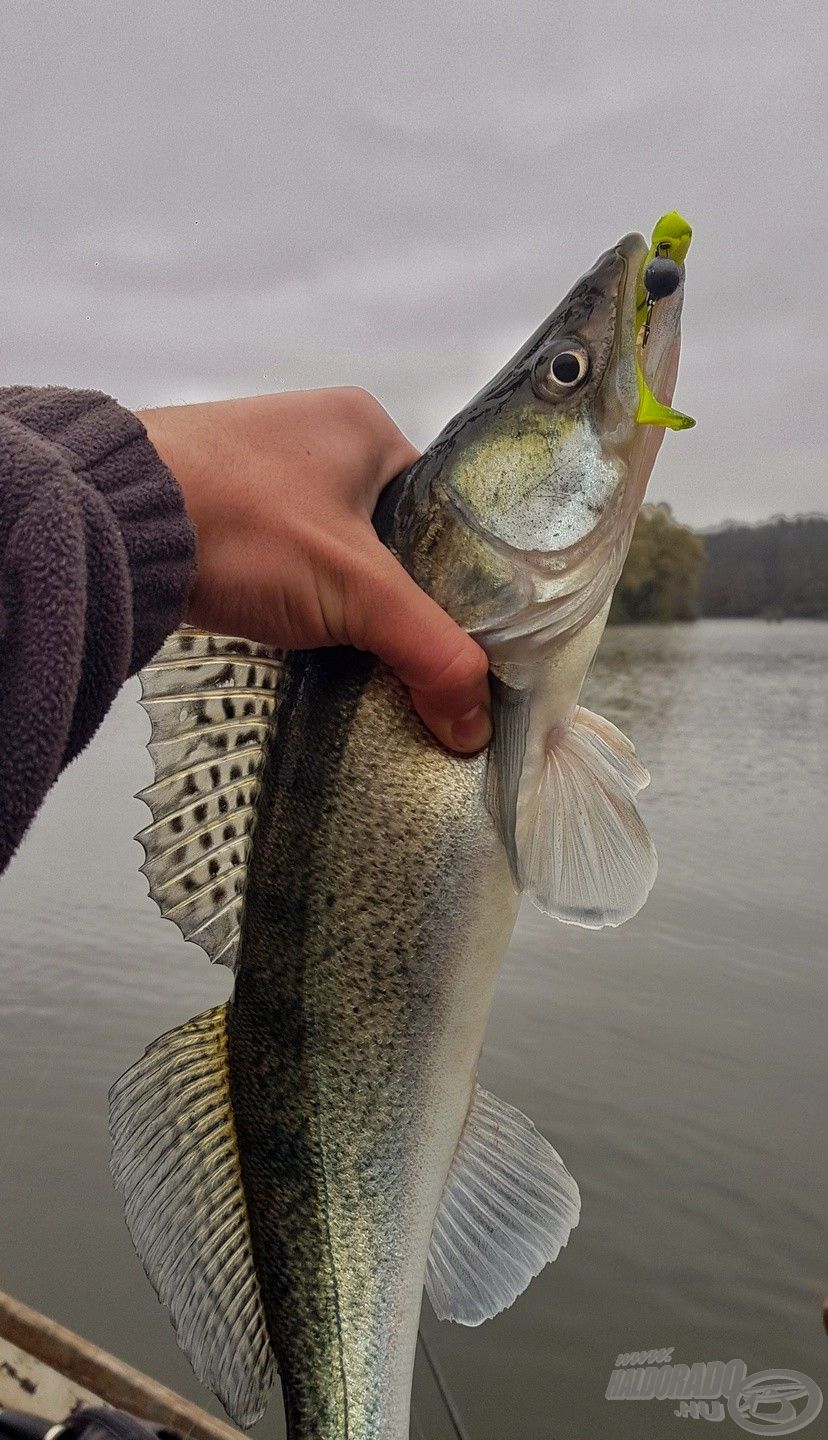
left=137, top=389, right=491, bottom=753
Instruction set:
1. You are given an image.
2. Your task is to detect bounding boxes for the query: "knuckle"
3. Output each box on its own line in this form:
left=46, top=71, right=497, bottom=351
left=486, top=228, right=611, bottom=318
left=335, top=387, right=398, bottom=452
left=326, top=387, right=414, bottom=477
left=339, top=593, right=367, bottom=650
left=332, top=385, right=383, bottom=424
left=426, top=639, right=489, bottom=698
left=338, top=561, right=378, bottom=650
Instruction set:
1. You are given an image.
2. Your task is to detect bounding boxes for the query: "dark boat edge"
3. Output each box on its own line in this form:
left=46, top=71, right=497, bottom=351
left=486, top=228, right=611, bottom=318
left=0, top=1291, right=242, bottom=1440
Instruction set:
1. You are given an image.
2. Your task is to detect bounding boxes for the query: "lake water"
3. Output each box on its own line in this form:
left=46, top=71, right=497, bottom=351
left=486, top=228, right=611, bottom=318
left=1, top=621, right=826, bottom=1439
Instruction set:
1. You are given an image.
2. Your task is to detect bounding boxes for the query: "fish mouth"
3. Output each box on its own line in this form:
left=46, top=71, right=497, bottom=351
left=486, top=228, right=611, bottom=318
left=591, top=232, right=649, bottom=428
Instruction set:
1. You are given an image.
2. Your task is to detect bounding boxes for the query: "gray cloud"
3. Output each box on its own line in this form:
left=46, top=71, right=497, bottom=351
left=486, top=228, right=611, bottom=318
left=0, top=0, right=824, bottom=525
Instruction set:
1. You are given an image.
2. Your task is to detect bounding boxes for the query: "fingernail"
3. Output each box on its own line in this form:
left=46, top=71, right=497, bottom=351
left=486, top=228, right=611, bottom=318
left=450, top=704, right=492, bottom=753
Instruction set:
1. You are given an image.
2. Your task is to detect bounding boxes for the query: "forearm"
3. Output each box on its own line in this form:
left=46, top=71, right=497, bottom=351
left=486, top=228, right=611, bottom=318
left=0, top=387, right=195, bottom=874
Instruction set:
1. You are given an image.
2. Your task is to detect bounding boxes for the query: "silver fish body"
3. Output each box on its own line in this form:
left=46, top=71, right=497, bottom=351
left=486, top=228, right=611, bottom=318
left=110, top=223, right=691, bottom=1439
left=231, top=650, right=516, bottom=1437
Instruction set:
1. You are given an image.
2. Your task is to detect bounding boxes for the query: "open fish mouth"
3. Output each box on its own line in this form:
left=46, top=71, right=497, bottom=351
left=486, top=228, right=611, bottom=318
left=589, top=231, right=649, bottom=436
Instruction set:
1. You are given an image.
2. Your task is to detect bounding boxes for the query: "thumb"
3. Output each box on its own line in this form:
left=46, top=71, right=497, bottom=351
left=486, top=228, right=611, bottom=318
left=347, top=538, right=492, bottom=753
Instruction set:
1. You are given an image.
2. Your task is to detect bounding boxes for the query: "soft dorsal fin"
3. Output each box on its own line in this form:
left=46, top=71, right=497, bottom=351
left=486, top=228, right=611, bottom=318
left=425, top=1086, right=580, bottom=1326
left=488, top=689, right=657, bottom=928
left=137, top=627, right=282, bottom=970
left=109, top=1004, right=276, bottom=1425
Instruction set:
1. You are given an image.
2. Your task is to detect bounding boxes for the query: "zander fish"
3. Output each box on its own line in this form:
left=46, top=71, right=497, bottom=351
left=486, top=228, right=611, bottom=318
left=110, top=216, right=693, bottom=1440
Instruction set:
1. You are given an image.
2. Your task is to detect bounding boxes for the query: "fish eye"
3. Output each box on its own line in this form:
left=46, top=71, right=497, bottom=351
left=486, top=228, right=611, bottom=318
left=533, top=341, right=590, bottom=400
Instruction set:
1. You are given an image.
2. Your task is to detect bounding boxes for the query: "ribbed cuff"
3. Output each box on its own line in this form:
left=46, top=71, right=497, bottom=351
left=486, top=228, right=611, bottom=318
left=2, top=387, right=197, bottom=672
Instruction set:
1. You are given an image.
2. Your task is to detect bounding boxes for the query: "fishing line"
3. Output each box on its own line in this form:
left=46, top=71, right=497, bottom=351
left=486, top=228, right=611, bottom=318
left=417, top=1329, right=470, bottom=1440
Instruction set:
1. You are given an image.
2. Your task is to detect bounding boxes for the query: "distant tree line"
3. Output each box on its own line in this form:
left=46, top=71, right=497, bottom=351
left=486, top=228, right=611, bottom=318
left=609, top=508, right=828, bottom=623
left=697, top=515, right=828, bottom=619
left=609, top=504, right=705, bottom=623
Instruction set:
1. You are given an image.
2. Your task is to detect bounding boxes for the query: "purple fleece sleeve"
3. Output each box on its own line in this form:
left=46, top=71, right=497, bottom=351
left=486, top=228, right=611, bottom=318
left=0, top=386, right=196, bottom=874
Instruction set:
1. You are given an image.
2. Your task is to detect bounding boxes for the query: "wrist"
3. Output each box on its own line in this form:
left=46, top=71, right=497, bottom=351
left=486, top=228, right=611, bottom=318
left=136, top=406, right=190, bottom=511
left=141, top=402, right=235, bottom=548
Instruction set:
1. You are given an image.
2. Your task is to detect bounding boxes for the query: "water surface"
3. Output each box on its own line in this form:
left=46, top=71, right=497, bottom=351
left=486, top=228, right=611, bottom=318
left=1, top=621, right=825, bottom=1438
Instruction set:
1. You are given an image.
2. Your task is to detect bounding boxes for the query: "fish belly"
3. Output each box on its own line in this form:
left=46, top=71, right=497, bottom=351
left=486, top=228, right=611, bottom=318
left=228, top=649, right=518, bottom=1439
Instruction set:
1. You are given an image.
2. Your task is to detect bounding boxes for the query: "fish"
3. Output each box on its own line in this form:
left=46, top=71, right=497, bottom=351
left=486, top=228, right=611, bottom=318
left=109, top=216, right=693, bottom=1440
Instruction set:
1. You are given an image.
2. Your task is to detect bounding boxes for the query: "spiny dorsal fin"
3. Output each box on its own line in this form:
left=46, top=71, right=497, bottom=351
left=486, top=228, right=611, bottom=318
left=137, top=627, right=282, bottom=970
left=109, top=1004, right=276, bottom=1426
left=425, top=1085, right=580, bottom=1326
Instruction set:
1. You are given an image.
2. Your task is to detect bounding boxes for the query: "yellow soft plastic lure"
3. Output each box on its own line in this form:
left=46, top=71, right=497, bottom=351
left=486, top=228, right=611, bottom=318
left=635, top=210, right=695, bottom=431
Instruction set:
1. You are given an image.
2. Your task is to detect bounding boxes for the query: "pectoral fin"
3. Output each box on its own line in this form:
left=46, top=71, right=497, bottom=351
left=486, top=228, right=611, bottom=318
left=488, top=686, right=657, bottom=928
left=522, top=707, right=657, bottom=928
left=425, top=1086, right=580, bottom=1325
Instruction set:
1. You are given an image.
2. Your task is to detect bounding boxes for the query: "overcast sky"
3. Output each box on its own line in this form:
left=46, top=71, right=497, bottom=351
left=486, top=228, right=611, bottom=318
left=0, top=1, right=824, bottom=526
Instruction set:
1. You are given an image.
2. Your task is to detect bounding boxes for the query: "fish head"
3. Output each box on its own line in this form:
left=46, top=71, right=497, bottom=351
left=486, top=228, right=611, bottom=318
left=397, top=221, right=693, bottom=651
left=441, top=231, right=648, bottom=558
